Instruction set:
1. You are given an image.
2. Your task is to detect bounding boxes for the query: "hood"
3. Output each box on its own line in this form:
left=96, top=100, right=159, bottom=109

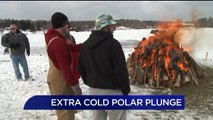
left=86, top=30, right=113, bottom=48
left=45, top=28, right=64, bottom=44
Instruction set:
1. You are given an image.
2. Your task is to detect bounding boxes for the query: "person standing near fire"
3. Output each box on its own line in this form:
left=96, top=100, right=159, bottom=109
left=45, top=12, right=82, bottom=120
left=1, top=23, right=31, bottom=81
left=78, top=13, right=130, bottom=120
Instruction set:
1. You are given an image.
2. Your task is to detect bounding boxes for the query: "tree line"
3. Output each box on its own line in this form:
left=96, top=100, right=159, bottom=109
left=0, top=19, right=49, bottom=32
left=0, top=17, right=213, bottom=32
left=195, top=17, right=213, bottom=28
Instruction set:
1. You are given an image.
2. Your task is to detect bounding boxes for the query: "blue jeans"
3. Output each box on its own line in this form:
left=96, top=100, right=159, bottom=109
left=10, top=54, right=30, bottom=80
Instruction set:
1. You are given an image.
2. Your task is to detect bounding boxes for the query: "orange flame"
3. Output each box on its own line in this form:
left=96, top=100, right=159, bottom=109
left=132, top=20, right=190, bottom=81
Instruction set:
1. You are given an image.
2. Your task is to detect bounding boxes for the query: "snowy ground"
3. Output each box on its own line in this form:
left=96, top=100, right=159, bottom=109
left=0, top=28, right=213, bottom=120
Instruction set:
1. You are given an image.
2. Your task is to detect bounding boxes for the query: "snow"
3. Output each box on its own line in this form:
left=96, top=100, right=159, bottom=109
left=0, top=28, right=213, bottom=120
left=116, top=26, right=132, bottom=30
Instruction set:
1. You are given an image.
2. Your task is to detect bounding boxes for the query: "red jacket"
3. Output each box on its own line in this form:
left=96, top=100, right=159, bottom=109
left=68, top=44, right=81, bottom=80
left=45, top=29, right=78, bottom=86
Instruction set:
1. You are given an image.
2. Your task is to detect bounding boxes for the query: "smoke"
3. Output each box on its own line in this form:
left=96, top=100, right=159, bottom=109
left=190, top=7, right=200, bottom=23
left=181, top=27, right=213, bottom=60
left=180, top=8, right=211, bottom=59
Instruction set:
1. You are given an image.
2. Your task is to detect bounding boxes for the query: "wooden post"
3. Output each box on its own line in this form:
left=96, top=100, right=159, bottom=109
left=205, top=52, right=208, bottom=61
left=144, top=68, right=147, bottom=84
left=155, top=47, right=160, bottom=88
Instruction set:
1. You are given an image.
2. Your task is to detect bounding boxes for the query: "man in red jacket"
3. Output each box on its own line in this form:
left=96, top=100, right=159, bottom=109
left=45, top=12, right=82, bottom=120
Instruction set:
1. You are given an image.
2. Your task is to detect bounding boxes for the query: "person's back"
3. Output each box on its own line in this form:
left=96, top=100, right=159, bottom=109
left=78, top=13, right=130, bottom=120
left=80, top=30, right=130, bottom=94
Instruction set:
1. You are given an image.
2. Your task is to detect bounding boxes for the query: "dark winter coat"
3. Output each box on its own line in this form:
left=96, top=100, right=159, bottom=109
left=78, top=30, right=130, bottom=95
left=1, top=30, right=30, bottom=55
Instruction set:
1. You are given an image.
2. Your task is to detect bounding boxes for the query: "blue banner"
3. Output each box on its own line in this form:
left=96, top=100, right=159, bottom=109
left=24, top=95, right=184, bottom=110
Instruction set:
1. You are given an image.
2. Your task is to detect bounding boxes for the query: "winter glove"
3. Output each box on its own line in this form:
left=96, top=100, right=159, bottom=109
left=4, top=48, right=9, bottom=54
left=26, top=49, right=30, bottom=56
left=9, top=43, right=20, bottom=49
left=71, top=82, right=82, bottom=95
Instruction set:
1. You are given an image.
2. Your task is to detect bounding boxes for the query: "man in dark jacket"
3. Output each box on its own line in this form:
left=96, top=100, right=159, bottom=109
left=1, top=24, right=30, bottom=80
left=78, top=14, right=130, bottom=120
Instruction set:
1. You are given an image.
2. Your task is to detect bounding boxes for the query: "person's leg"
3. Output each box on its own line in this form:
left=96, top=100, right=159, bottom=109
left=89, top=88, right=123, bottom=120
left=107, top=110, right=126, bottom=120
left=55, top=110, right=74, bottom=120
left=19, top=54, right=30, bottom=79
left=93, top=110, right=107, bottom=120
left=47, top=64, right=75, bottom=120
left=10, top=55, right=22, bottom=80
left=89, top=88, right=123, bottom=95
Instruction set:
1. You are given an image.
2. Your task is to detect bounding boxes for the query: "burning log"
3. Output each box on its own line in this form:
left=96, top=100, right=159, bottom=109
left=127, top=20, right=204, bottom=89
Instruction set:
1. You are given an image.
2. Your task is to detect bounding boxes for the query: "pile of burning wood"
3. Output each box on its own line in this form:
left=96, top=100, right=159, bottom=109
left=127, top=20, right=204, bottom=88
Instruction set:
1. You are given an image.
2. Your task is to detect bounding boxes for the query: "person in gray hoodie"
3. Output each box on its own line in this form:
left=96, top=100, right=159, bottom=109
left=1, top=24, right=31, bottom=80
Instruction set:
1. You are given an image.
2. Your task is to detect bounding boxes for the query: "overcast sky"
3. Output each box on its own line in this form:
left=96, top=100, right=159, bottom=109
left=0, top=1, right=212, bottom=22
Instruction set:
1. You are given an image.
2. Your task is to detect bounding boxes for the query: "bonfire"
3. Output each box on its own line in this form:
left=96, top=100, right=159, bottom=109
left=127, top=20, right=204, bottom=88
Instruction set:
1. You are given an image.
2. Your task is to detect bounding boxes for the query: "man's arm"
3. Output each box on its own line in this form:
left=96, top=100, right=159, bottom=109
left=78, top=46, right=86, bottom=82
left=23, top=34, right=30, bottom=56
left=52, top=39, right=78, bottom=86
left=67, top=43, right=81, bottom=52
left=23, top=34, right=30, bottom=50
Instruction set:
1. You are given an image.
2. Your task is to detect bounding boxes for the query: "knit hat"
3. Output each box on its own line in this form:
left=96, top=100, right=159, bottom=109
left=51, top=12, right=69, bottom=29
left=94, top=14, right=117, bottom=30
